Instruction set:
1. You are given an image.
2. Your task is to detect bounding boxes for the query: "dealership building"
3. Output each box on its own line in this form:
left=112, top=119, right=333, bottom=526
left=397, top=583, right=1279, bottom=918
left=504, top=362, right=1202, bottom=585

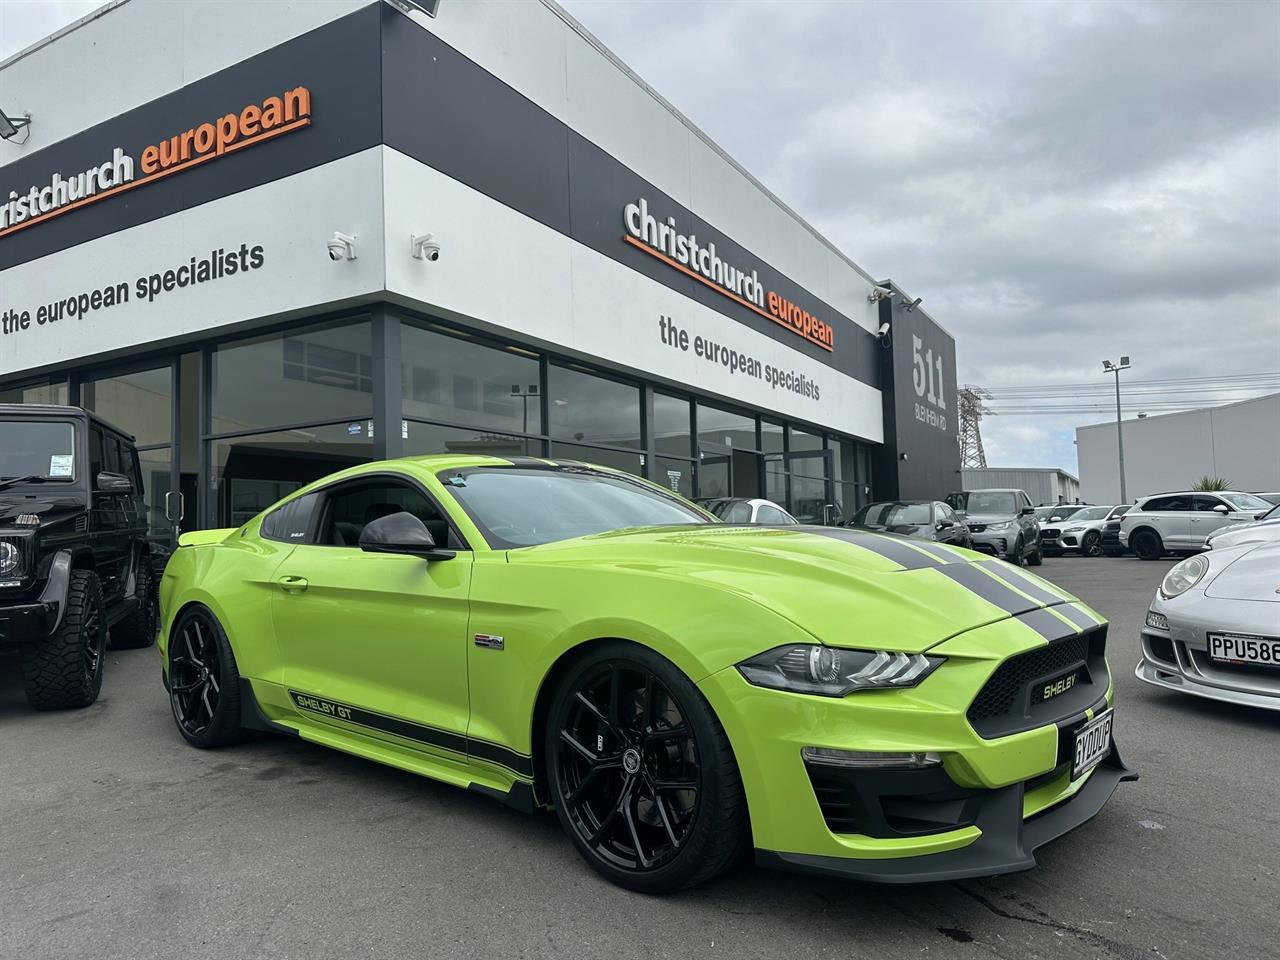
left=0, top=0, right=959, bottom=549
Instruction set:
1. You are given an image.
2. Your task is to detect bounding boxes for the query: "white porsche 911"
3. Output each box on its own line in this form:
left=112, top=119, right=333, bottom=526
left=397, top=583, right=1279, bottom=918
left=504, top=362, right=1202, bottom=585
left=1137, top=541, right=1280, bottom=711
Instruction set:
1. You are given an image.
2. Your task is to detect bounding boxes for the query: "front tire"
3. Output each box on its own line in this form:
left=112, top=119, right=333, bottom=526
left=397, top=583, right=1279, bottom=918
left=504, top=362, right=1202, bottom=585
left=1008, top=536, right=1025, bottom=566
left=1081, top=531, right=1104, bottom=558
left=545, top=641, right=746, bottom=893
left=168, top=606, right=246, bottom=748
left=1132, top=530, right=1164, bottom=561
left=1027, top=539, right=1044, bottom=566
left=22, top=569, right=106, bottom=710
left=111, top=557, right=157, bottom=649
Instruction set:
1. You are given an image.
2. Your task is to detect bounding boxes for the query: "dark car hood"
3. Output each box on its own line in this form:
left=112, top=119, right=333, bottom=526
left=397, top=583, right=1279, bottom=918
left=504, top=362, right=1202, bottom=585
left=0, top=494, right=84, bottom=528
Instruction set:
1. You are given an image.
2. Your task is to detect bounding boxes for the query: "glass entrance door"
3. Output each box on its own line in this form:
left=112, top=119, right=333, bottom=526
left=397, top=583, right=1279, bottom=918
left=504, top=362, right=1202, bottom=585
left=698, top=443, right=764, bottom=500
left=765, top=449, right=836, bottom=524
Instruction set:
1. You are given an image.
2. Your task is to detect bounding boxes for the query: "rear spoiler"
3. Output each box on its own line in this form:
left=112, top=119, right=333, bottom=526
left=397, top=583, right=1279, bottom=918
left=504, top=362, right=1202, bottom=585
left=177, top=528, right=237, bottom=548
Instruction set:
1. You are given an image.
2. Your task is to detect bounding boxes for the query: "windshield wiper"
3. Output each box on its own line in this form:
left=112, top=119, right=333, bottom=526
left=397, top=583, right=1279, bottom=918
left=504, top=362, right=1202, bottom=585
left=0, top=475, right=49, bottom=491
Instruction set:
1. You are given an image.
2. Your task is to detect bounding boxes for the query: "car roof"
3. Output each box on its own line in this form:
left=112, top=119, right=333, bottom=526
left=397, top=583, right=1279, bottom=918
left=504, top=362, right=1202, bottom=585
left=0, top=403, right=136, bottom=442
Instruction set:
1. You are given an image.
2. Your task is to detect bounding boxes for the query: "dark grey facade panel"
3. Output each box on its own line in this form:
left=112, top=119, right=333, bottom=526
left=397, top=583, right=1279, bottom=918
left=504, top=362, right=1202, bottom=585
left=872, top=289, right=961, bottom=500
left=0, top=5, right=384, bottom=273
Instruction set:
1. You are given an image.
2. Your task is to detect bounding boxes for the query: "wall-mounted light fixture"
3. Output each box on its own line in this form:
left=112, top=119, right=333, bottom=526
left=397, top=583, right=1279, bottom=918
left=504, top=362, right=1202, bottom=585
left=327, top=232, right=357, bottom=261
left=0, top=109, right=32, bottom=144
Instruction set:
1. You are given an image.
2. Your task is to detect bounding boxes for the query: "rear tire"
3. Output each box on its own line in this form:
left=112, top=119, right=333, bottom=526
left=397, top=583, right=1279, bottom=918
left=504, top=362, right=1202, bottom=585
left=1132, top=530, right=1164, bottom=561
left=168, top=606, right=246, bottom=748
left=1081, top=531, right=1104, bottom=558
left=545, top=641, right=746, bottom=893
left=22, top=570, right=105, bottom=711
left=111, top=557, right=157, bottom=649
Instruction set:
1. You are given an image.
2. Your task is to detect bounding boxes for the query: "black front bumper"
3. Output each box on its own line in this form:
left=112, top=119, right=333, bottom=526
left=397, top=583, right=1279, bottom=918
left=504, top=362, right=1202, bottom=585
left=0, top=600, right=57, bottom=649
left=757, top=746, right=1137, bottom=884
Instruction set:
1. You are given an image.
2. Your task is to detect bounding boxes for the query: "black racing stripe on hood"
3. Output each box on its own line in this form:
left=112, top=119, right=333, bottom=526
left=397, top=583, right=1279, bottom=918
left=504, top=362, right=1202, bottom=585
left=936, top=564, right=1042, bottom=615
left=805, top=527, right=945, bottom=570
left=1015, top=608, right=1080, bottom=643
left=1050, top=603, right=1099, bottom=632
left=985, top=562, right=1069, bottom=607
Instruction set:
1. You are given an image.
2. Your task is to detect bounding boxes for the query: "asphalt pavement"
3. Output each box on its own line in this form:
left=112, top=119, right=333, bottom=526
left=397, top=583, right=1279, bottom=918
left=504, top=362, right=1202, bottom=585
left=1, top=555, right=1276, bottom=960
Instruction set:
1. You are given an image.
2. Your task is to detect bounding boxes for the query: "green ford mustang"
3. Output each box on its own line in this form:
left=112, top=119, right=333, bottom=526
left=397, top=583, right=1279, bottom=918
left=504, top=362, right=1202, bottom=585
left=158, top=456, right=1135, bottom=892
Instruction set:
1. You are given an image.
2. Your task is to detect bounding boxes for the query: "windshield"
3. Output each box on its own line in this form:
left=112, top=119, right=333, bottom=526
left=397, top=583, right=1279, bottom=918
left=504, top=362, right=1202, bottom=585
left=953, top=492, right=1017, bottom=515
left=1066, top=506, right=1109, bottom=523
left=439, top=467, right=712, bottom=548
left=1221, top=492, right=1272, bottom=512
left=853, top=502, right=931, bottom=526
left=0, top=421, right=77, bottom=482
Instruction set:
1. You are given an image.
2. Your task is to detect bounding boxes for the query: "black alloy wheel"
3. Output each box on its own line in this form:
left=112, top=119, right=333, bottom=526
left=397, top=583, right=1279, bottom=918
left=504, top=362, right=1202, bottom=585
left=1010, top=536, right=1025, bottom=566
left=1081, top=530, right=1104, bottom=557
left=547, top=643, right=745, bottom=892
left=1132, top=530, right=1164, bottom=561
left=556, top=662, right=699, bottom=872
left=82, top=595, right=104, bottom=682
left=170, top=611, right=223, bottom=738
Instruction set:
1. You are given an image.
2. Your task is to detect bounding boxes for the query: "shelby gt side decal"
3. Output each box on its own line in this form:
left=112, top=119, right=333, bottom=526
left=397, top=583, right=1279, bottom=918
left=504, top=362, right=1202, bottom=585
left=288, top=690, right=532, bottom=777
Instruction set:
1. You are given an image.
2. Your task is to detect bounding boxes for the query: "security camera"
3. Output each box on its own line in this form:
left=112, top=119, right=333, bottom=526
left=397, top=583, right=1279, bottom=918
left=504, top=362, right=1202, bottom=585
left=411, top=233, right=441, bottom=262
left=327, top=232, right=357, bottom=261
left=867, top=287, right=894, bottom=303
left=903, top=296, right=922, bottom=313
left=877, top=321, right=891, bottom=338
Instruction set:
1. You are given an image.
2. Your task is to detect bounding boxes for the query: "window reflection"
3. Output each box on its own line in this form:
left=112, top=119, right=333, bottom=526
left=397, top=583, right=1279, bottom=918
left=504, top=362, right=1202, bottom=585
left=82, top=366, right=172, bottom=447
left=551, top=441, right=645, bottom=478
left=549, top=365, right=641, bottom=448
left=0, top=381, right=68, bottom=406
left=697, top=403, right=756, bottom=450
left=404, top=422, right=536, bottom=459
left=653, top=392, right=692, bottom=457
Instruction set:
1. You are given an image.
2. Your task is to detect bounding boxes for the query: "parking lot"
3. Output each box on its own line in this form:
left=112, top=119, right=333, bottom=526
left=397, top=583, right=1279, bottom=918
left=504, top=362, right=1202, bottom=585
left=1, top=555, right=1276, bottom=960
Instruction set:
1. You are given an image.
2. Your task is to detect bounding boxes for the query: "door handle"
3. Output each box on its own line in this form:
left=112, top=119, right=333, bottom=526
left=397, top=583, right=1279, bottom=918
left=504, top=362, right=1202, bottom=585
left=277, top=576, right=309, bottom=593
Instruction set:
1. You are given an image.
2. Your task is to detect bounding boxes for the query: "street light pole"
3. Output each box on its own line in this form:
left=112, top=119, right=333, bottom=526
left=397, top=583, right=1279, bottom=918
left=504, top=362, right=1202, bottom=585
left=1102, top=357, right=1131, bottom=503
left=511, top=384, right=539, bottom=455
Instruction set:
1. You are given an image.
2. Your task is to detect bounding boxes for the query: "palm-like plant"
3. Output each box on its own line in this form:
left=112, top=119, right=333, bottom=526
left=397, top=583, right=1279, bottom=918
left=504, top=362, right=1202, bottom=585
left=1191, top=475, right=1232, bottom=491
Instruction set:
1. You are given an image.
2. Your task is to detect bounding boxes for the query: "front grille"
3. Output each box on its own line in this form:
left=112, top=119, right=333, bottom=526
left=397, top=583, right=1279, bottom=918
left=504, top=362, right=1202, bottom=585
left=967, top=624, right=1109, bottom=737
left=1041, top=528, right=1061, bottom=539
left=967, top=523, right=986, bottom=533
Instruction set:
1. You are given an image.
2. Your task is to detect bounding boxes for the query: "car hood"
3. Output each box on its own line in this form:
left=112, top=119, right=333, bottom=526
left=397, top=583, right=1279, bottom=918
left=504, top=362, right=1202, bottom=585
left=1204, top=541, right=1280, bottom=602
left=511, top=524, right=1087, bottom=653
left=0, top=494, right=84, bottom=528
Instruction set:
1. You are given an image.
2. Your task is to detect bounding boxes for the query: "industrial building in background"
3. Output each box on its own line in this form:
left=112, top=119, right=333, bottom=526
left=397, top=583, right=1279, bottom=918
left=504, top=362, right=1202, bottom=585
left=960, top=467, right=1081, bottom=505
left=1077, top=392, right=1280, bottom=503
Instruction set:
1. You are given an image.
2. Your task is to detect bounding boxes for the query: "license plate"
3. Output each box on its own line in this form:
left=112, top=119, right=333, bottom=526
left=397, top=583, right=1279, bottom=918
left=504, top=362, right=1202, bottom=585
left=1071, top=709, right=1113, bottom=781
left=1208, top=633, right=1280, bottom=667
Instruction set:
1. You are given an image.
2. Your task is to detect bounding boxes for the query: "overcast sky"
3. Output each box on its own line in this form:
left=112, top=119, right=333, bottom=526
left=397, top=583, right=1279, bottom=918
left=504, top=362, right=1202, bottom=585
left=3, top=0, right=1277, bottom=473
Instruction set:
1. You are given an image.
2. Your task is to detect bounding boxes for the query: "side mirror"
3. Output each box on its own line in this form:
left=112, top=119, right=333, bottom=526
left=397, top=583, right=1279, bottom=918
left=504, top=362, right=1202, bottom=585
left=358, top=511, right=455, bottom=560
left=937, top=519, right=954, bottom=529
left=1021, top=507, right=1036, bottom=516
left=1212, top=504, right=1229, bottom=514
left=96, top=471, right=133, bottom=493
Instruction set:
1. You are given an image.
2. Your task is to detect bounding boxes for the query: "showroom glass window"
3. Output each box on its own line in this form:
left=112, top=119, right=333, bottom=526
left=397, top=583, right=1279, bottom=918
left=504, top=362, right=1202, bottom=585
left=401, top=322, right=543, bottom=437
left=652, top=392, right=694, bottom=498
left=548, top=365, right=642, bottom=449
left=0, top=380, right=68, bottom=405
left=696, top=403, right=756, bottom=450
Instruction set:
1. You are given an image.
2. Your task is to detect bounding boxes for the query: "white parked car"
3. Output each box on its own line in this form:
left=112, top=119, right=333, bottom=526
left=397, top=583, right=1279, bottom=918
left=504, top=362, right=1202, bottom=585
left=694, top=497, right=798, bottom=525
left=1136, top=541, right=1280, bottom=711
left=1119, top=491, right=1273, bottom=560
left=1206, top=502, right=1280, bottom=550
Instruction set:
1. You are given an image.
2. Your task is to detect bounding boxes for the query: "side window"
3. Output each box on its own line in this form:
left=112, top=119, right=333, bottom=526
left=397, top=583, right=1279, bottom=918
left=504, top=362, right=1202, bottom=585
left=261, top=492, right=321, bottom=543
left=1146, top=495, right=1190, bottom=512
left=88, top=426, right=106, bottom=480
left=318, top=478, right=464, bottom=549
left=1192, top=495, right=1226, bottom=513
left=756, top=505, right=788, bottom=524
left=723, top=502, right=753, bottom=523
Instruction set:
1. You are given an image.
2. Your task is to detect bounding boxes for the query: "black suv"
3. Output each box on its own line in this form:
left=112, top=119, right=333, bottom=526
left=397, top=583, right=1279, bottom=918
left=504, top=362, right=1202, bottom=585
left=0, top=405, right=159, bottom=710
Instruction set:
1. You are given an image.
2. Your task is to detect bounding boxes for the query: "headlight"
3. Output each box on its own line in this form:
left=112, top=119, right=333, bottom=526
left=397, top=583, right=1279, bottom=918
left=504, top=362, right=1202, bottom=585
left=1063, top=525, right=1083, bottom=533
left=737, top=644, right=944, bottom=697
left=987, top=520, right=1013, bottom=531
left=0, top=541, right=20, bottom=576
left=1160, top=555, right=1209, bottom=599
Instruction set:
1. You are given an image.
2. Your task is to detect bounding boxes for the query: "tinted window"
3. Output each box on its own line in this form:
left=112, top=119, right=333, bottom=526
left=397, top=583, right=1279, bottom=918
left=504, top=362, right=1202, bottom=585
left=723, top=502, right=753, bottom=523
left=1192, top=495, right=1227, bottom=513
left=88, top=426, right=106, bottom=479
left=439, top=467, right=709, bottom=548
left=1143, top=495, right=1191, bottom=512
left=0, top=421, right=77, bottom=481
left=261, top=492, right=321, bottom=543
left=320, top=479, right=461, bottom=549
left=757, top=504, right=794, bottom=524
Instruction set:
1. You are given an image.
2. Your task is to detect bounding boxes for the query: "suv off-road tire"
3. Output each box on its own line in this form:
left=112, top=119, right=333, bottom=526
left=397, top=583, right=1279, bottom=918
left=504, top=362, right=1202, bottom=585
left=546, top=640, right=747, bottom=893
left=111, top=556, right=158, bottom=649
left=22, top=569, right=106, bottom=710
left=1132, top=530, right=1164, bottom=561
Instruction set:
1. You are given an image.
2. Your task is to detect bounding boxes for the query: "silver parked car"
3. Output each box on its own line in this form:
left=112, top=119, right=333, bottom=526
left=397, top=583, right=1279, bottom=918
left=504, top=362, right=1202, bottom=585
left=1206, top=502, right=1280, bottom=550
left=1136, top=541, right=1280, bottom=711
left=1119, top=491, right=1273, bottom=560
left=945, top=488, right=1042, bottom=565
left=1040, top=504, right=1128, bottom=557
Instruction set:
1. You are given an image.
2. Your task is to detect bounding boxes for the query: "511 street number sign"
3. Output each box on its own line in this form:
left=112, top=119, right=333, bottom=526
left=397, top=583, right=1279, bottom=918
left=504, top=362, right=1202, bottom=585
left=912, top=335, right=948, bottom=432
